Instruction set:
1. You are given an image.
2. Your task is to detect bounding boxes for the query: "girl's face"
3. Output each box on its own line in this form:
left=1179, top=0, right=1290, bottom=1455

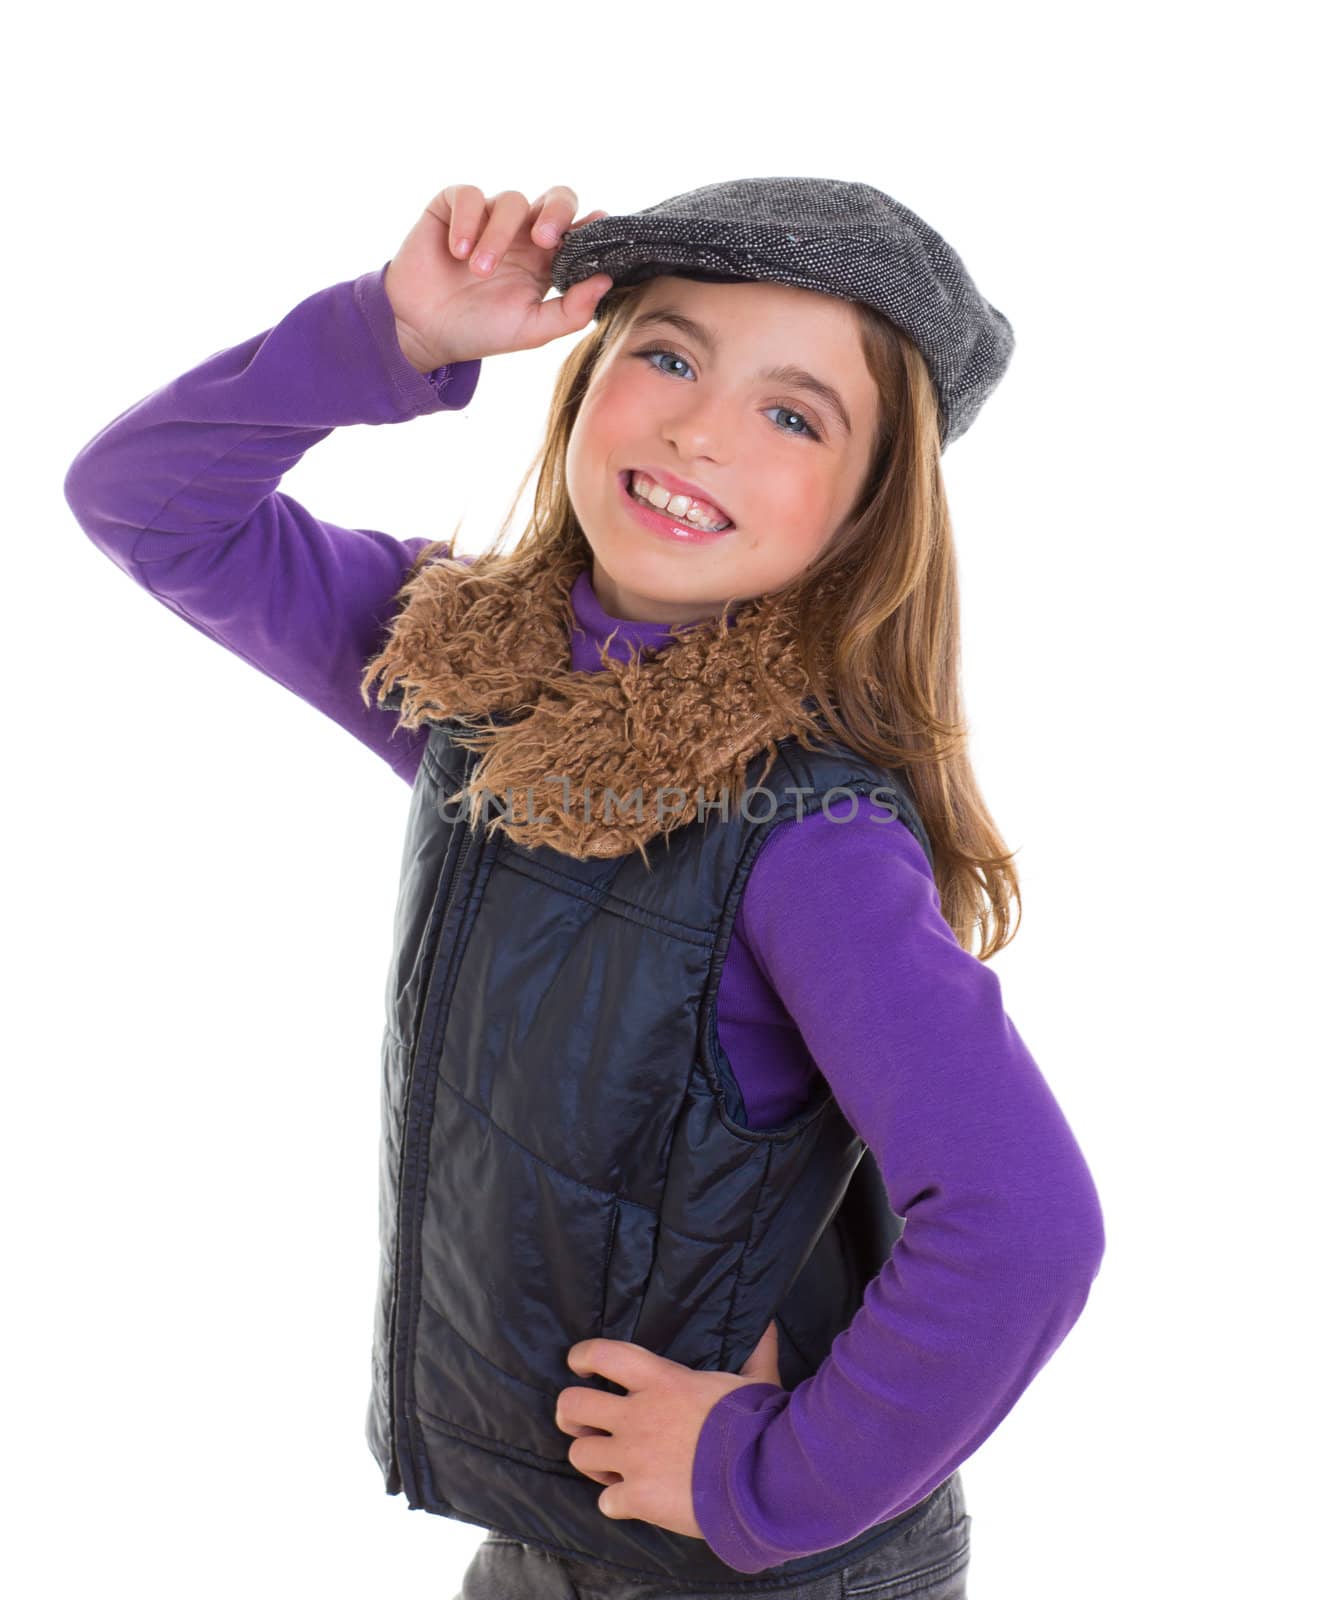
left=564, top=275, right=879, bottom=624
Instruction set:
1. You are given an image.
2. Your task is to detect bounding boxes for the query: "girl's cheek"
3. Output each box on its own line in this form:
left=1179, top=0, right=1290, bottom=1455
left=583, top=382, right=647, bottom=442
left=754, top=472, right=823, bottom=526
left=779, top=488, right=840, bottom=557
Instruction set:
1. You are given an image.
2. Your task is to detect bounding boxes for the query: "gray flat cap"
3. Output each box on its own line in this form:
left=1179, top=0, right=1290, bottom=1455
left=550, top=175, right=1014, bottom=450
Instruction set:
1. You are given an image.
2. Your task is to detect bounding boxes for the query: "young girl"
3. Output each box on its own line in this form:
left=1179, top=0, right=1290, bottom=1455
left=65, top=177, right=1105, bottom=1600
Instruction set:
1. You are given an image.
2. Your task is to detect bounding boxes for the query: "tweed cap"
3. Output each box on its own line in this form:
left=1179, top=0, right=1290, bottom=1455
left=550, top=175, right=1014, bottom=450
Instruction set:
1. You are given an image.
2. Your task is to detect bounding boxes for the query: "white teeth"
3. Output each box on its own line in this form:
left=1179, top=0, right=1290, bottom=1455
left=627, top=471, right=731, bottom=530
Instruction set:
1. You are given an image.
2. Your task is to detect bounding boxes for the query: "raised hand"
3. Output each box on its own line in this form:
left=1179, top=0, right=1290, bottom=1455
left=384, top=183, right=613, bottom=373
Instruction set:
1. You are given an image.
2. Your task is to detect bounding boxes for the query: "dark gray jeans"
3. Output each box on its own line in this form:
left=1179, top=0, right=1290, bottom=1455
left=450, top=1472, right=970, bottom=1599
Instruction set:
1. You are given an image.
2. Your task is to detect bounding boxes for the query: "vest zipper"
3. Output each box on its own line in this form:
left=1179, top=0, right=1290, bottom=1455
left=388, top=802, right=484, bottom=1505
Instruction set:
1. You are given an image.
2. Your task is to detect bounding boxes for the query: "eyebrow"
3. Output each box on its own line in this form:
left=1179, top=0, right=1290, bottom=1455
left=627, top=308, right=853, bottom=438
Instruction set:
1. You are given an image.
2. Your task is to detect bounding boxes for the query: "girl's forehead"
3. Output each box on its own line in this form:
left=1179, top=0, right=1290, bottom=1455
left=634, top=274, right=857, bottom=338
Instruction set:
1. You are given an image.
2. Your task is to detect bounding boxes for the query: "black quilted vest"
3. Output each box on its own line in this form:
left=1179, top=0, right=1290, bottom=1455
left=364, top=698, right=952, bottom=1585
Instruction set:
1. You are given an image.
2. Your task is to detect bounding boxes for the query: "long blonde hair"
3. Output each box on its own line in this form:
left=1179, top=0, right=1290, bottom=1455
left=421, top=280, right=1021, bottom=960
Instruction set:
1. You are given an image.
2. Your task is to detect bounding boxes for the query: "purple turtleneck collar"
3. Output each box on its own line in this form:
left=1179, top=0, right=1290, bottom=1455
left=569, top=567, right=722, bottom=671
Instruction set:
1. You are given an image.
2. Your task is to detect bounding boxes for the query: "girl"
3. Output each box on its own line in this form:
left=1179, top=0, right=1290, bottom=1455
left=65, top=178, right=1106, bottom=1600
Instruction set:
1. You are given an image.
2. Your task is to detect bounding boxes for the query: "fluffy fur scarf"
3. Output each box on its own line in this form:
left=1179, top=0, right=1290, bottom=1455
left=359, top=542, right=836, bottom=864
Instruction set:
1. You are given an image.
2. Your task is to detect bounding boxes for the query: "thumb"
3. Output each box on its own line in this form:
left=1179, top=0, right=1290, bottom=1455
left=531, top=272, right=614, bottom=345
left=738, top=1319, right=782, bottom=1385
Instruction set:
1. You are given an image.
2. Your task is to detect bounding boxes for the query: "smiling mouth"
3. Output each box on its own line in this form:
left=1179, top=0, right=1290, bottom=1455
left=615, top=472, right=739, bottom=546
left=618, top=471, right=736, bottom=532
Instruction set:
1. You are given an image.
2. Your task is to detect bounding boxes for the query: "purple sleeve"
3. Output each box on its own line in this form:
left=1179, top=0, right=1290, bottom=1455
left=62, top=260, right=481, bottom=786
left=690, top=800, right=1107, bottom=1573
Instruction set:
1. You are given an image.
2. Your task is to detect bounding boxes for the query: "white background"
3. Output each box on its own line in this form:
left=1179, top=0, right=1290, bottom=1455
left=7, top=2, right=1322, bottom=1595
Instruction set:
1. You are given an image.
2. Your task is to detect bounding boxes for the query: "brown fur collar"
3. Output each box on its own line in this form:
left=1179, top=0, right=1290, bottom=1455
left=359, top=543, right=833, bottom=864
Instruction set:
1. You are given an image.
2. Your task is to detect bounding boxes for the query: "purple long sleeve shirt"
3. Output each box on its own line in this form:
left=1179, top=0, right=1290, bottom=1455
left=63, top=261, right=1106, bottom=1574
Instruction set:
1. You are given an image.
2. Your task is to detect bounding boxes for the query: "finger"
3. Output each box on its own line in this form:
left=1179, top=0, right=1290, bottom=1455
left=468, top=189, right=533, bottom=275
left=567, top=1435, right=619, bottom=1484
left=555, top=1385, right=619, bottom=1436
left=443, top=184, right=488, bottom=260
left=529, top=184, right=580, bottom=249
left=526, top=272, right=614, bottom=345
left=566, top=1338, right=658, bottom=1392
left=569, top=208, right=610, bottom=231
left=739, top=1318, right=781, bottom=1376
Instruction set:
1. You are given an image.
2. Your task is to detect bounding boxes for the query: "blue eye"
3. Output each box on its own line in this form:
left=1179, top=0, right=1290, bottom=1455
left=632, top=347, right=823, bottom=442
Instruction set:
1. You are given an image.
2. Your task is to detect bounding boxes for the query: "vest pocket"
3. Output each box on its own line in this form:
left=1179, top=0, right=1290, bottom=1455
left=599, top=1197, right=658, bottom=1346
